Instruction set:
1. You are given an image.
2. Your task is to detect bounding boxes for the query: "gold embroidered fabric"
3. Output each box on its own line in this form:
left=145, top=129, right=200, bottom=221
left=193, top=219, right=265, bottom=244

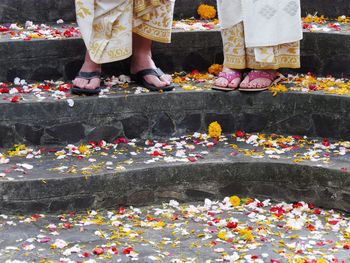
left=76, top=0, right=175, bottom=64
left=221, top=22, right=300, bottom=70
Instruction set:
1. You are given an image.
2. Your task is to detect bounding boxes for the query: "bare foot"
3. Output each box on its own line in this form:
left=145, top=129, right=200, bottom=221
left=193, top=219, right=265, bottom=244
left=73, top=52, right=101, bottom=90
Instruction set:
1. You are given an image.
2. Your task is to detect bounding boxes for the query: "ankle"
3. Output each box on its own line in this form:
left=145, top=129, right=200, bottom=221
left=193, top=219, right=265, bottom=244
left=80, top=62, right=101, bottom=72
left=223, top=67, right=241, bottom=73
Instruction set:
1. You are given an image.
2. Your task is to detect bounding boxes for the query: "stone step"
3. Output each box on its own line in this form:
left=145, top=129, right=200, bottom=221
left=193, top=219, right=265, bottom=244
left=1, top=82, right=350, bottom=148
left=0, top=0, right=349, bottom=23
left=0, top=133, right=349, bottom=213
left=0, top=0, right=214, bottom=23
left=1, top=28, right=350, bottom=82
left=0, top=198, right=349, bottom=262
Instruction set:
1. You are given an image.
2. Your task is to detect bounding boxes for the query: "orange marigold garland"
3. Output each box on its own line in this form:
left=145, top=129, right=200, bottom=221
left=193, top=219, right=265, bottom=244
left=197, top=4, right=217, bottom=20
left=208, top=64, right=223, bottom=76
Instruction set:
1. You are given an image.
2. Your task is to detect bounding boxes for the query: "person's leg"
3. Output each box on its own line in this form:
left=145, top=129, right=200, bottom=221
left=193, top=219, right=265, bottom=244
left=131, top=0, right=175, bottom=90
left=215, top=23, right=246, bottom=89
left=130, top=34, right=170, bottom=88
left=240, top=47, right=277, bottom=89
left=74, top=0, right=132, bottom=93
left=72, top=51, right=101, bottom=90
left=240, top=42, right=300, bottom=90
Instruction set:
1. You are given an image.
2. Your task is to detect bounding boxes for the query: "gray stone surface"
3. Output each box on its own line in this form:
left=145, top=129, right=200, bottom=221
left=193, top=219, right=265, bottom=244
left=0, top=0, right=216, bottom=23
left=0, top=0, right=76, bottom=23
left=0, top=135, right=350, bottom=213
left=1, top=0, right=349, bottom=23
left=2, top=29, right=350, bottom=81
left=301, top=0, right=350, bottom=17
left=0, top=200, right=349, bottom=262
left=2, top=90, right=350, bottom=147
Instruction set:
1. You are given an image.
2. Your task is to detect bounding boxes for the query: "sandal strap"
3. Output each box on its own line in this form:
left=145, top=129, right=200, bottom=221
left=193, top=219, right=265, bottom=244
left=77, top=71, right=101, bottom=80
left=136, top=68, right=165, bottom=79
left=248, top=70, right=276, bottom=82
left=218, top=71, right=241, bottom=82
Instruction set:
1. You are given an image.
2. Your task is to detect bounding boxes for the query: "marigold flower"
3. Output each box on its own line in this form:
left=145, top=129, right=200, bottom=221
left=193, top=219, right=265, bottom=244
left=229, top=195, right=241, bottom=207
left=78, top=144, right=89, bottom=154
left=269, top=84, right=288, bottom=96
left=208, top=121, right=222, bottom=139
left=238, top=228, right=254, bottom=241
left=197, top=4, right=217, bottom=20
left=208, top=64, right=223, bottom=76
left=217, top=230, right=228, bottom=241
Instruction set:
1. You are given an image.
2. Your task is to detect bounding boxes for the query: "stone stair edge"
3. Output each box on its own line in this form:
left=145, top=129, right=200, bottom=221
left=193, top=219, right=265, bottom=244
left=0, top=0, right=350, bottom=23
left=1, top=90, right=350, bottom=148
left=0, top=160, right=349, bottom=213
left=1, top=29, right=350, bottom=82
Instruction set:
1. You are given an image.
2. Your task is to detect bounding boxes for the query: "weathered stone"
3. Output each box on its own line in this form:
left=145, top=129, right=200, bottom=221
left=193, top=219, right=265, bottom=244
left=237, top=113, right=268, bottom=132
left=128, top=191, right=155, bottom=205
left=44, top=122, right=85, bottom=144
left=2, top=0, right=348, bottom=24
left=151, top=112, right=175, bottom=136
left=273, top=114, right=313, bottom=135
left=86, top=124, right=124, bottom=142
left=15, top=123, right=44, bottom=145
left=122, top=115, right=149, bottom=139
left=185, top=189, right=216, bottom=200
left=220, top=182, right=251, bottom=197
left=205, top=113, right=235, bottom=133
left=49, top=196, right=95, bottom=212
left=155, top=191, right=184, bottom=200
left=312, top=114, right=341, bottom=138
left=177, top=113, right=202, bottom=133
left=2, top=30, right=350, bottom=81
left=0, top=125, right=15, bottom=147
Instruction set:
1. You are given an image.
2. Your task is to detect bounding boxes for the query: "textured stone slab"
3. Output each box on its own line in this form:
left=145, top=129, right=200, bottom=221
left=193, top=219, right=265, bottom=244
left=0, top=0, right=215, bottom=23
left=0, top=137, right=349, bottom=214
left=301, top=0, right=350, bottom=17
left=0, top=200, right=349, bottom=262
left=0, top=29, right=223, bottom=82
left=1, top=30, right=350, bottom=81
left=1, top=0, right=349, bottom=23
left=2, top=90, right=350, bottom=147
left=0, top=0, right=76, bottom=23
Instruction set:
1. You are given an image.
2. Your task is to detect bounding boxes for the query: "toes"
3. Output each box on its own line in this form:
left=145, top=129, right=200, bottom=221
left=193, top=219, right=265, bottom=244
left=228, top=78, right=242, bottom=89
left=239, top=76, right=250, bottom=88
left=247, top=80, right=258, bottom=88
left=85, top=78, right=101, bottom=90
left=247, top=79, right=272, bottom=88
left=215, top=77, right=229, bottom=87
left=160, top=75, right=172, bottom=85
left=73, top=78, right=89, bottom=88
left=144, top=75, right=167, bottom=88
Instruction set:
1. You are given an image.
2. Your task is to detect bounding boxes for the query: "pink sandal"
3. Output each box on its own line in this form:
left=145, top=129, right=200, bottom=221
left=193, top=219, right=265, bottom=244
left=213, top=71, right=242, bottom=91
left=239, top=70, right=277, bottom=92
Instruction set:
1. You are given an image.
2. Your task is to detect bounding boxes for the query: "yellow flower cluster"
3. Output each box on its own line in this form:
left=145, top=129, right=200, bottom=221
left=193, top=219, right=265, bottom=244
left=208, top=121, right=222, bottom=139
left=78, top=144, right=89, bottom=154
left=288, top=74, right=350, bottom=96
left=208, top=64, right=223, bottom=76
left=337, top=15, right=350, bottom=24
left=7, top=144, right=27, bottom=157
left=229, top=195, right=241, bottom=207
left=303, top=14, right=327, bottom=24
left=197, top=4, right=217, bottom=20
left=217, top=230, right=228, bottom=241
left=269, top=84, right=288, bottom=96
left=238, top=228, right=254, bottom=241
left=295, top=259, right=328, bottom=263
